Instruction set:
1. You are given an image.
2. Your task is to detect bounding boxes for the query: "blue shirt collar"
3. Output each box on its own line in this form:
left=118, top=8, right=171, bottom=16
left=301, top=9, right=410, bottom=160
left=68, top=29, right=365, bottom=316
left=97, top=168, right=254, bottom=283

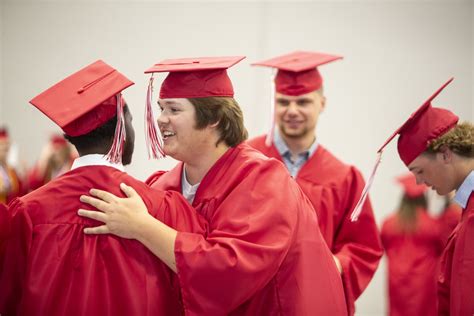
left=273, top=129, right=318, bottom=159
left=454, top=170, right=474, bottom=209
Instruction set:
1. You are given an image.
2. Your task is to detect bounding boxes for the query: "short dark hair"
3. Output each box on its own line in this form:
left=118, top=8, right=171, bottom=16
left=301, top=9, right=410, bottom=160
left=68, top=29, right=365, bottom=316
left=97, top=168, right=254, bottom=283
left=188, top=97, right=248, bottom=147
left=64, top=106, right=129, bottom=152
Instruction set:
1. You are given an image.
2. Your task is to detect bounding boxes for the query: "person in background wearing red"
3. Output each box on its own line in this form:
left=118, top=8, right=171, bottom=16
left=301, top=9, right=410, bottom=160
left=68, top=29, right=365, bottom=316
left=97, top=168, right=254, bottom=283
left=247, top=51, right=383, bottom=315
left=0, top=127, right=24, bottom=204
left=437, top=191, right=462, bottom=247
left=378, top=78, right=473, bottom=316
left=381, top=173, right=444, bottom=316
left=27, top=134, right=77, bottom=191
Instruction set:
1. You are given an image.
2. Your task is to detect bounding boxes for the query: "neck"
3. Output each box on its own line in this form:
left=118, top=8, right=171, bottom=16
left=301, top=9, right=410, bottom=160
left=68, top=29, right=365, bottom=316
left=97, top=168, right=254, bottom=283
left=184, top=142, right=230, bottom=185
left=454, top=156, right=474, bottom=190
left=279, top=130, right=316, bottom=156
left=77, top=146, right=109, bottom=157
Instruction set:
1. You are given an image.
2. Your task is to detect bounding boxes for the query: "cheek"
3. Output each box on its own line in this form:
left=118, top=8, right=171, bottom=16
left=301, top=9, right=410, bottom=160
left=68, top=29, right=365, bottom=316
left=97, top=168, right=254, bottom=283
left=274, top=107, right=286, bottom=118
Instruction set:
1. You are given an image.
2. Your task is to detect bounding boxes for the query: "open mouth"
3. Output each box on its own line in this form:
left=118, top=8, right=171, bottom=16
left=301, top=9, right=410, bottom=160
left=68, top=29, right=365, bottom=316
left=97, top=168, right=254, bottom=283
left=162, top=131, right=176, bottom=140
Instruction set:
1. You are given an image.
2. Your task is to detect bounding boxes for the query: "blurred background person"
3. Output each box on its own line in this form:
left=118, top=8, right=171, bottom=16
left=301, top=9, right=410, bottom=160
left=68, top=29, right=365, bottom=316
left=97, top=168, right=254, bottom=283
left=437, top=191, right=462, bottom=247
left=381, top=173, right=444, bottom=316
left=0, top=126, right=25, bottom=204
left=27, top=134, right=77, bottom=191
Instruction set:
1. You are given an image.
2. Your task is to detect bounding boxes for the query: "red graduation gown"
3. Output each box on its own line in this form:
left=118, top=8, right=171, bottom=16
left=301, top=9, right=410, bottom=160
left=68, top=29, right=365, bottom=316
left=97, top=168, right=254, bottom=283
left=438, top=193, right=474, bottom=316
left=146, top=143, right=347, bottom=316
left=0, top=165, right=24, bottom=204
left=0, top=165, right=205, bottom=316
left=0, top=203, right=9, bottom=268
left=247, top=136, right=383, bottom=315
left=381, top=209, right=444, bottom=316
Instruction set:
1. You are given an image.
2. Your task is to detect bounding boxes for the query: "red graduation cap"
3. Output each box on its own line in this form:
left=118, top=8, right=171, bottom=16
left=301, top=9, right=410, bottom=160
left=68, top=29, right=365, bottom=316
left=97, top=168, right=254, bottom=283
left=50, top=134, right=68, bottom=148
left=29, top=60, right=134, bottom=163
left=351, top=78, right=458, bottom=221
left=142, top=56, right=245, bottom=159
left=252, top=51, right=342, bottom=146
left=378, top=77, right=459, bottom=166
left=396, top=173, right=427, bottom=198
left=252, top=51, right=343, bottom=96
left=145, top=56, right=245, bottom=98
left=0, top=127, right=9, bottom=140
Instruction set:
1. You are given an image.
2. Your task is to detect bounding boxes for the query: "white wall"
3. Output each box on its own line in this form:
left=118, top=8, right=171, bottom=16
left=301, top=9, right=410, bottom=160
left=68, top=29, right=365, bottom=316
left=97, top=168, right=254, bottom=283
left=1, top=1, right=473, bottom=315
left=0, top=1, right=3, bottom=123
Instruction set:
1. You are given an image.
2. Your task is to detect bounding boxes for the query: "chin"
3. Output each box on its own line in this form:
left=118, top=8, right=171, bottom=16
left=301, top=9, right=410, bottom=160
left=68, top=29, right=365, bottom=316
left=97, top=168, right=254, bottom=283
left=435, top=187, right=449, bottom=196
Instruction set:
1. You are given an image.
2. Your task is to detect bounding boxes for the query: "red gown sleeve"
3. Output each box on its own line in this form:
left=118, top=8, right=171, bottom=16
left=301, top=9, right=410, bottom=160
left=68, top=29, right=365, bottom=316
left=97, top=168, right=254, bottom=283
left=450, top=212, right=474, bottom=316
left=0, top=203, right=10, bottom=266
left=332, top=167, right=383, bottom=314
left=173, top=162, right=297, bottom=315
left=149, top=189, right=208, bottom=234
left=0, top=199, right=33, bottom=315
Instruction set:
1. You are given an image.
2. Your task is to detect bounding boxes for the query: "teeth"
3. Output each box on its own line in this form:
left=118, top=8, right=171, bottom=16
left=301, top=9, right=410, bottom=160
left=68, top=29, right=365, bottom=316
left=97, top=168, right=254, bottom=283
left=162, top=131, right=176, bottom=137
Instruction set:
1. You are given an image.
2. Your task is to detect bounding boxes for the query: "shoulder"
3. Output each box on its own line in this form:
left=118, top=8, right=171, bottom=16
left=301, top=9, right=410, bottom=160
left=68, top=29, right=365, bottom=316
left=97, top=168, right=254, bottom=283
left=235, top=143, right=287, bottom=173
left=246, top=135, right=267, bottom=149
left=306, top=145, right=363, bottom=185
left=145, top=170, right=168, bottom=186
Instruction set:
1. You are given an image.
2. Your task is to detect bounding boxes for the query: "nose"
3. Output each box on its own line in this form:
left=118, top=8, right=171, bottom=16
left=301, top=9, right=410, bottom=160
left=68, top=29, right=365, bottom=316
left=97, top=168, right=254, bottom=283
left=157, top=111, right=169, bottom=126
left=285, top=101, right=299, bottom=115
left=414, top=174, right=424, bottom=185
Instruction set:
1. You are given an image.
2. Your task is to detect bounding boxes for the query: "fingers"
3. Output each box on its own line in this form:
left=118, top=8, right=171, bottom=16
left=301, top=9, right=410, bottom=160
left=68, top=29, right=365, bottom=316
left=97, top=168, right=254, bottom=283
left=80, top=195, right=110, bottom=212
left=120, top=183, right=137, bottom=198
left=89, top=188, right=119, bottom=203
left=83, top=225, right=110, bottom=235
left=77, top=209, right=108, bottom=223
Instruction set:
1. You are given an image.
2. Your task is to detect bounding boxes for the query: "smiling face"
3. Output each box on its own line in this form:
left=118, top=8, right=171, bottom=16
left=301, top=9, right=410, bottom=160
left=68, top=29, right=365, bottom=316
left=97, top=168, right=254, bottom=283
left=157, top=98, right=214, bottom=163
left=275, top=90, right=326, bottom=140
left=408, top=151, right=457, bottom=195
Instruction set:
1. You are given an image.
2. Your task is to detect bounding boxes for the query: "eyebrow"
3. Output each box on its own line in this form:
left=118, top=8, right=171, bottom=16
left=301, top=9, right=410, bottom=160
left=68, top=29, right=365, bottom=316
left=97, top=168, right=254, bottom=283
left=159, top=100, right=181, bottom=106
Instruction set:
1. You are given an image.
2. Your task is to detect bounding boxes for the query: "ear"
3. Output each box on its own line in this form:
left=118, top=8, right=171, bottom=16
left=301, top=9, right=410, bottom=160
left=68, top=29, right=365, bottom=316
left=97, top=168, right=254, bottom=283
left=320, top=95, right=327, bottom=113
left=208, top=120, right=220, bottom=129
left=440, top=145, right=453, bottom=164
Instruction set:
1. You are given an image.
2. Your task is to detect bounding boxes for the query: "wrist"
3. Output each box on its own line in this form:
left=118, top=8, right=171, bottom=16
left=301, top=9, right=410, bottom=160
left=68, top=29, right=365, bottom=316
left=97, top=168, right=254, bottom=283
left=134, top=211, right=155, bottom=242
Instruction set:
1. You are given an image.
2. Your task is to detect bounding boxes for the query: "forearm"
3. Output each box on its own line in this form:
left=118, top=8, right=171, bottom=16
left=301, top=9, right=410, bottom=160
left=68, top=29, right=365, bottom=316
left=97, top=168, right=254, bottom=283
left=135, top=214, right=178, bottom=273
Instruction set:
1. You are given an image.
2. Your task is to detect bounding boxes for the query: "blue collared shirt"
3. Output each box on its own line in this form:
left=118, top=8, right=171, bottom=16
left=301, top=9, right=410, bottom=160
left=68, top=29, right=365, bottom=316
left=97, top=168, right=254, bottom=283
left=273, top=129, right=318, bottom=178
left=454, top=170, right=474, bottom=209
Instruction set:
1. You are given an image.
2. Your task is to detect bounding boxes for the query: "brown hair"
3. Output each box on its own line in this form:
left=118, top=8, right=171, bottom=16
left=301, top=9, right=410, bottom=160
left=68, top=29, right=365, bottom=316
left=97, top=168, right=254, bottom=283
left=397, top=194, right=428, bottom=233
left=426, top=122, right=474, bottom=158
left=188, top=97, right=248, bottom=147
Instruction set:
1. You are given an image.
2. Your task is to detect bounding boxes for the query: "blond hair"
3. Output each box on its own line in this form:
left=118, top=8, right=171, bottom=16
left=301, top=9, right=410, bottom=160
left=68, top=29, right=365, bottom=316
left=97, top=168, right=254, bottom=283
left=427, top=122, right=474, bottom=158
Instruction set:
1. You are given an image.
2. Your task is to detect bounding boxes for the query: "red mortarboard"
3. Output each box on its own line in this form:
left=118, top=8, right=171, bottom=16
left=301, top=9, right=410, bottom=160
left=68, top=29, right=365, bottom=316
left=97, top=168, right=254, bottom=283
left=30, top=60, right=133, bottom=136
left=145, top=56, right=245, bottom=98
left=351, top=78, right=457, bottom=221
left=252, top=51, right=342, bottom=96
left=378, top=77, right=459, bottom=166
left=142, top=56, right=245, bottom=159
left=29, top=60, right=134, bottom=163
left=396, top=173, right=427, bottom=198
left=0, top=127, right=9, bottom=140
left=50, top=134, right=68, bottom=148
